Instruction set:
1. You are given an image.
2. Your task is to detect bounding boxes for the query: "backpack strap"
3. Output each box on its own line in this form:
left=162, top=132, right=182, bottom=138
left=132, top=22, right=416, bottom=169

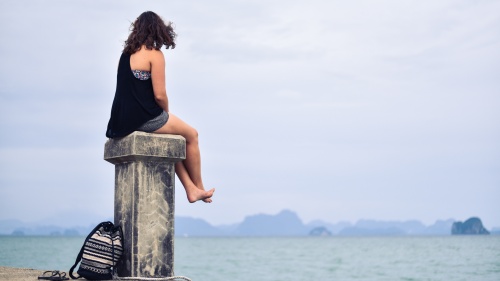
left=69, top=221, right=114, bottom=279
left=111, top=225, right=124, bottom=277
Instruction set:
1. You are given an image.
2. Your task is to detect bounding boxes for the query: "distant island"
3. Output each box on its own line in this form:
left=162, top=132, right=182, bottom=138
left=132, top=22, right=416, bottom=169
left=1, top=210, right=497, bottom=237
left=309, top=226, right=332, bottom=236
left=451, top=217, right=490, bottom=235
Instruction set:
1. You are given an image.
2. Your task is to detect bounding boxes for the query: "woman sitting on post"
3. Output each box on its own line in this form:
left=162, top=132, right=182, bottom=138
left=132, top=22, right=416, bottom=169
left=106, top=11, right=215, bottom=203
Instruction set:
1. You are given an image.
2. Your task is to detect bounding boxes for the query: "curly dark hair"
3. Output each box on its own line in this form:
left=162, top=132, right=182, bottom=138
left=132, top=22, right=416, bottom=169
left=123, top=11, right=176, bottom=54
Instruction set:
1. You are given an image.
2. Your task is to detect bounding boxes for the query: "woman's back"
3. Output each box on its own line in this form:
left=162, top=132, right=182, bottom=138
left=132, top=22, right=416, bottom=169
left=106, top=52, right=163, bottom=138
left=130, top=47, right=154, bottom=72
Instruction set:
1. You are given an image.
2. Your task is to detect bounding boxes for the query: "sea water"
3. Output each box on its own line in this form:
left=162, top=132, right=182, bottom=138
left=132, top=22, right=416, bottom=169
left=1, top=236, right=499, bottom=281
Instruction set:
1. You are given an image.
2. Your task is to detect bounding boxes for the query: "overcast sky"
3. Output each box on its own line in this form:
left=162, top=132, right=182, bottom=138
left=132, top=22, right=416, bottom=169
left=0, top=0, right=499, bottom=228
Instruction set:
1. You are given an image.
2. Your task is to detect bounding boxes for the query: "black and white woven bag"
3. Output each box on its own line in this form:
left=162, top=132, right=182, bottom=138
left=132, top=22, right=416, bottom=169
left=69, top=221, right=123, bottom=280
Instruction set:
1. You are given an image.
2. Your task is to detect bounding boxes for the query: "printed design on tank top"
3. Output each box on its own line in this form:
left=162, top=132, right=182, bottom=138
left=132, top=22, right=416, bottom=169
left=131, top=70, right=151, bottom=80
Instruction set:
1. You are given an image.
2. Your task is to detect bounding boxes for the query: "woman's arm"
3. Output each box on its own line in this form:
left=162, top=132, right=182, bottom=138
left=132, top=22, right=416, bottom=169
left=150, top=49, right=169, bottom=112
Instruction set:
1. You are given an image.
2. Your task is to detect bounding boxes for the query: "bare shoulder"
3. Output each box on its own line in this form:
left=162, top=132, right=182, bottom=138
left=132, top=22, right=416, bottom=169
left=147, top=48, right=165, bottom=63
left=131, top=47, right=164, bottom=70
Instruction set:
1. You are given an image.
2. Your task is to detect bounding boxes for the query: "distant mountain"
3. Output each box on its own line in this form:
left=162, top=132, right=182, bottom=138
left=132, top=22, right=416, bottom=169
left=423, top=219, right=455, bottom=235
left=338, top=219, right=455, bottom=236
left=306, top=220, right=352, bottom=235
left=175, top=216, right=224, bottom=237
left=309, top=226, right=332, bottom=236
left=452, top=217, right=490, bottom=235
left=215, top=223, right=239, bottom=234
left=1, top=212, right=495, bottom=237
left=355, top=219, right=426, bottom=234
left=339, top=226, right=405, bottom=236
left=0, top=220, right=96, bottom=236
left=234, top=209, right=307, bottom=236
left=0, top=210, right=310, bottom=237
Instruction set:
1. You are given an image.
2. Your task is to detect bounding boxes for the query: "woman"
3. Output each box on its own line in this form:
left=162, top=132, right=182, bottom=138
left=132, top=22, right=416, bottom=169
left=106, top=11, right=215, bottom=203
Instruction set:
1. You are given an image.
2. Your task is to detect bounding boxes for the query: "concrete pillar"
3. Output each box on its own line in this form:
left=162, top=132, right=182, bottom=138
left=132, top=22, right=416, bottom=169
left=104, top=131, right=186, bottom=278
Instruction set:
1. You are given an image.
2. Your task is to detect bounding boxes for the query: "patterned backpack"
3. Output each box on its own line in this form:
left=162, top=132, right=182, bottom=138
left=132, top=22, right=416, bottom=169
left=69, top=221, right=123, bottom=280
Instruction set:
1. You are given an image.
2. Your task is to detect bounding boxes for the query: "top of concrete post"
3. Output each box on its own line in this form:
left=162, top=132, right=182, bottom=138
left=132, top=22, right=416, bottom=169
left=104, top=131, right=186, bottom=164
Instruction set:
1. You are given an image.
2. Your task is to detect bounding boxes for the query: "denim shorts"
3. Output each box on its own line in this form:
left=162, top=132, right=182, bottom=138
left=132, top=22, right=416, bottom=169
left=137, top=111, right=169, bottom=132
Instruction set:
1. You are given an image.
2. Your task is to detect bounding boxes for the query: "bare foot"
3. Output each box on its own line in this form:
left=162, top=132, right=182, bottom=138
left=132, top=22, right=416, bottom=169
left=187, top=187, right=215, bottom=203
left=194, top=184, right=213, bottom=203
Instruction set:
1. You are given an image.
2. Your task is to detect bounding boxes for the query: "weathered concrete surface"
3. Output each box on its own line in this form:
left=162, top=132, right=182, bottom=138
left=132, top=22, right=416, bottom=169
left=0, top=267, right=115, bottom=281
left=104, top=132, right=186, bottom=278
left=0, top=267, right=44, bottom=281
left=104, top=131, right=186, bottom=164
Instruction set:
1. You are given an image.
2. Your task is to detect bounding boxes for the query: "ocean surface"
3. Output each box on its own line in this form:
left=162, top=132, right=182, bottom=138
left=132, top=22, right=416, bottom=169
left=0, top=236, right=499, bottom=281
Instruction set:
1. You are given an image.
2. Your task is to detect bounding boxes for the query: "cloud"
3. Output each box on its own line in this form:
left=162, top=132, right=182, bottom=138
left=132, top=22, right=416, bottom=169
left=0, top=0, right=499, bottom=226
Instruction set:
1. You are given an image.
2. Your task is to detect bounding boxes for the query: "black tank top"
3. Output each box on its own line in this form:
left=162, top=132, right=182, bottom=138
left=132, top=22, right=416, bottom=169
left=106, top=52, right=163, bottom=138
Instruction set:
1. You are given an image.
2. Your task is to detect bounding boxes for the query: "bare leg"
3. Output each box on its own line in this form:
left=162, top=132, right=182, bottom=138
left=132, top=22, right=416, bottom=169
left=176, top=162, right=212, bottom=203
left=154, top=113, right=215, bottom=203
